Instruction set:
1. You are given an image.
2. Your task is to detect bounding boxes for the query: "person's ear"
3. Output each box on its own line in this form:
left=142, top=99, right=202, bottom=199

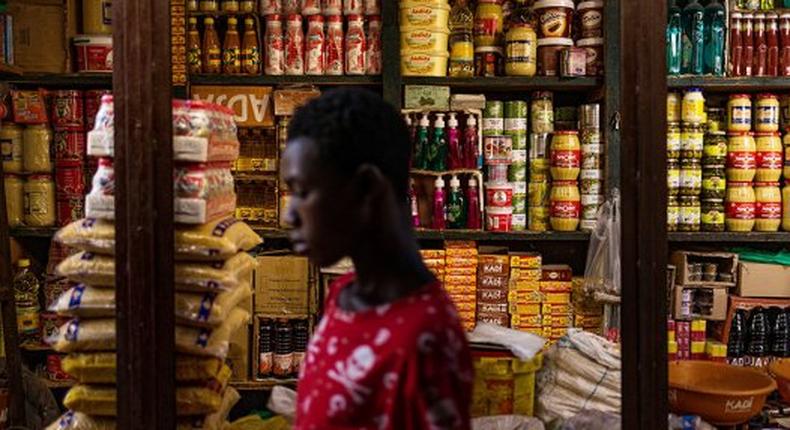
left=351, top=163, right=389, bottom=222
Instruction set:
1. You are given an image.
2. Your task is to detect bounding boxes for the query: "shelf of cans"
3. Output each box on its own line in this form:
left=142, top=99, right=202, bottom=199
left=187, top=0, right=382, bottom=77
left=420, top=242, right=605, bottom=343
left=666, top=0, right=790, bottom=78
left=41, top=98, right=264, bottom=426
left=406, top=92, right=604, bottom=233
left=666, top=88, right=790, bottom=233
left=400, top=0, right=604, bottom=79
left=2, top=89, right=110, bottom=231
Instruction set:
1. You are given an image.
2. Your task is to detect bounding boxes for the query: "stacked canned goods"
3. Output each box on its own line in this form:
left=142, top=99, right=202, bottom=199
left=505, top=100, right=528, bottom=231
left=52, top=90, right=88, bottom=227
left=483, top=101, right=514, bottom=232
left=701, top=131, right=727, bottom=232
left=579, top=104, right=603, bottom=231
left=668, top=88, right=704, bottom=232
left=528, top=91, right=553, bottom=232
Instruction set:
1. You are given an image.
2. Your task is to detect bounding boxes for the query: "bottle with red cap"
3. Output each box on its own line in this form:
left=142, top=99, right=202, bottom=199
left=366, top=15, right=382, bottom=75
left=325, top=15, right=344, bottom=75
left=305, top=15, right=325, bottom=75
left=345, top=15, right=366, bottom=75
left=285, top=14, right=305, bottom=75
left=264, top=15, right=285, bottom=75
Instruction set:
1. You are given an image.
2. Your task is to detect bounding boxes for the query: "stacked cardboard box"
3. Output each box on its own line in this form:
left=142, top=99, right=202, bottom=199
left=540, top=265, right=573, bottom=343
left=434, top=242, right=477, bottom=331
left=421, top=249, right=446, bottom=281
left=477, top=255, right=511, bottom=327
left=571, top=277, right=603, bottom=335
left=508, top=253, right=542, bottom=336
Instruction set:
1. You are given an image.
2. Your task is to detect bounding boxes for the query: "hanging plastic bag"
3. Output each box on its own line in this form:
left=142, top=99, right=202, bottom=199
left=583, top=189, right=621, bottom=302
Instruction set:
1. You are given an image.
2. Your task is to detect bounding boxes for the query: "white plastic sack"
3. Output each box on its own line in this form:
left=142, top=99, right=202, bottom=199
left=471, top=415, right=545, bottom=430
left=583, top=190, right=621, bottom=301
left=467, top=323, right=546, bottom=361
left=558, top=410, right=621, bottom=430
left=267, top=386, right=297, bottom=421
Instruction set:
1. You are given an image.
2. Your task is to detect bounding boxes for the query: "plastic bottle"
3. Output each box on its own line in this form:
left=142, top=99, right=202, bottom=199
left=187, top=17, right=203, bottom=74
left=704, top=0, right=726, bottom=76
left=667, top=0, right=682, bottom=75
left=466, top=177, right=481, bottom=229
left=13, top=259, right=40, bottom=342
left=772, top=306, right=789, bottom=357
left=404, top=114, right=416, bottom=166
left=447, top=113, right=463, bottom=170
left=463, top=115, right=479, bottom=169
left=448, top=0, right=474, bottom=78
left=202, top=17, right=222, bottom=74
left=727, top=308, right=747, bottom=362
left=446, top=175, right=466, bottom=229
left=415, top=114, right=430, bottom=170
left=747, top=307, right=768, bottom=358
left=681, top=0, right=705, bottom=75
left=409, top=178, right=420, bottom=227
left=432, top=177, right=446, bottom=230
left=242, top=18, right=261, bottom=74
left=430, top=114, right=448, bottom=171
left=222, top=17, right=242, bottom=74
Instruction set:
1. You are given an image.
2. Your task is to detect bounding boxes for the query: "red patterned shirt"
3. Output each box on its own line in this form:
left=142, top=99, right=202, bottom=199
left=295, top=274, right=473, bottom=430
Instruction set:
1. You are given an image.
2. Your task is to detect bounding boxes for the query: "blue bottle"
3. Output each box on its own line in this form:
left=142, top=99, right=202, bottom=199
left=704, top=0, right=726, bottom=76
left=667, top=0, right=682, bottom=75
left=681, top=0, right=705, bottom=75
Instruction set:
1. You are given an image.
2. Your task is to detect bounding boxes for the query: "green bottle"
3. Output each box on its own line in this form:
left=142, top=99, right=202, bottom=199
left=415, top=113, right=430, bottom=170
left=430, top=113, right=448, bottom=171
left=446, top=175, right=466, bottom=229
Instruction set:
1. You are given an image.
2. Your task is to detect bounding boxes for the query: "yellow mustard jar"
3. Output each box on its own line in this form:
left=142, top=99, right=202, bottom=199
left=22, top=125, right=53, bottom=173
left=549, top=180, right=580, bottom=232
left=755, top=93, right=780, bottom=133
left=755, top=132, right=783, bottom=183
left=727, top=132, right=756, bottom=182
left=682, top=88, right=705, bottom=125
left=549, top=131, right=581, bottom=181
left=785, top=145, right=790, bottom=184
left=474, top=0, right=504, bottom=47
left=783, top=180, right=790, bottom=232
left=728, top=94, right=752, bottom=133
left=726, top=181, right=756, bottom=232
left=755, top=182, right=782, bottom=232
left=505, top=23, right=537, bottom=76
left=667, top=93, right=681, bottom=123
left=4, top=174, right=23, bottom=227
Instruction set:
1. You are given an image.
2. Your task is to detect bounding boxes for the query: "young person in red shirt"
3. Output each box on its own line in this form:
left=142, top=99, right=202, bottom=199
left=282, top=88, right=473, bottom=430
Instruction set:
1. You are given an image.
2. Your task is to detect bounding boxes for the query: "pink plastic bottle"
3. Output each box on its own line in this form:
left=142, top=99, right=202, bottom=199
left=409, top=178, right=420, bottom=227
left=463, top=115, right=479, bottom=169
left=466, top=177, right=481, bottom=229
left=432, top=177, right=446, bottom=230
left=447, top=112, right=463, bottom=170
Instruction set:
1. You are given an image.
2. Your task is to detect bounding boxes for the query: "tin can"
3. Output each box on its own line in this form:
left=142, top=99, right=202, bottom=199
left=84, top=90, right=110, bottom=131
left=511, top=213, right=527, bottom=231
left=579, top=104, right=601, bottom=130
left=483, top=135, right=512, bottom=164
left=580, top=169, right=603, bottom=195
left=52, top=90, right=85, bottom=131
left=475, top=46, right=504, bottom=77
left=508, top=160, right=527, bottom=182
left=54, top=131, right=86, bottom=162
left=581, top=128, right=601, bottom=146
left=56, top=162, right=86, bottom=196
left=57, top=196, right=84, bottom=226
left=487, top=164, right=509, bottom=182
left=507, top=132, right=528, bottom=150
left=512, top=190, right=527, bottom=213
left=504, top=100, right=528, bottom=121
left=581, top=144, right=602, bottom=169
left=484, top=100, right=504, bottom=120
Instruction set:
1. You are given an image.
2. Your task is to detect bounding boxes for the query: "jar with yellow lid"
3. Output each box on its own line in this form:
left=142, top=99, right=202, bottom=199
left=785, top=145, right=790, bottom=184
left=667, top=196, right=680, bottom=232
left=728, top=94, right=752, bottom=132
left=703, top=132, right=727, bottom=165
left=667, top=123, right=681, bottom=159
left=24, top=174, right=55, bottom=227
left=4, top=174, right=23, bottom=227
left=755, top=182, right=782, bottom=232
left=474, top=0, right=504, bottom=47
left=550, top=131, right=580, bottom=181
left=681, top=125, right=704, bottom=159
left=549, top=180, right=580, bottom=232
left=706, top=108, right=726, bottom=132
left=755, top=132, right=783, bottom=183
left=679, top=196, right=701, bottom=232
left=702, top=164, right=725, bottom=199
left=701, top=198, right=725, bottom=232
left=682, top=88, right=705, bottom=125
left=667, top=93, right=681, bottom=123
left=0, top=123, right=23, bottom=174
left=726, top=132, right=756, bottom=182
left=755, top=93, right=780, bottom=133
left=22, top=125, right=52, bottom=173
left=680, top=158, right=702, bottom=196
left=725, top=182, right=756, bottom=232
left=783, top=181, right=790, bottom=232
left=667, top=159, right=680, bottom=196
left=505, top=23, right=537, bottom=76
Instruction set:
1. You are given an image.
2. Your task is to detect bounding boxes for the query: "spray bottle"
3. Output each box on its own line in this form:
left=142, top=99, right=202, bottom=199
left=446, top=175, right=466, bottom=229
left=466, top=177, right=481, bottom=229
left=431, top=113, right=447, bottom=171
left=432, top=177, right=446, bottom=230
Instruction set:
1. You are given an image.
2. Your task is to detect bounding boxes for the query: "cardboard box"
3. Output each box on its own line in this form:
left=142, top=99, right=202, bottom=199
left=9, top=0, right=67, bottom=72
left=738, top=261, right=790, bottom=298
left=273, top=88, right=321, bottom=116
left=191, top=86, right=275, bottom=127
left=672, top=286, right=727, bottom=321
left=254, top=256, right=310, bottom=316
left=670, top=251, right=738, bottom=287
left=403, top=85, right=450, bottom=111
left=227, top=323, right=251, bottom=381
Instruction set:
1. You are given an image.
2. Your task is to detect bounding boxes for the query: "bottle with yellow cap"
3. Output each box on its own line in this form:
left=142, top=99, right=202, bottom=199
left=13, top=259, right=40, bottom=343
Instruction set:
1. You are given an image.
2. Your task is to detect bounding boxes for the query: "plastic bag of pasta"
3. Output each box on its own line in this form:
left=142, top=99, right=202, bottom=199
left=55, top=217, right=262, bottom=261
left=56, top=252, right=115, bottom=287
left=49, top=285, right=115, bottom=318
left=176, top=308, right=250, bottom=358
left=45, top=411, right=115, bottom=430
left=49, top=319, right=115, bottom=353
left=63, top=385, right=117, bottom=416
left=62, top=352, right=226, bottom=384
left=178, top=387, right=240, bottom=430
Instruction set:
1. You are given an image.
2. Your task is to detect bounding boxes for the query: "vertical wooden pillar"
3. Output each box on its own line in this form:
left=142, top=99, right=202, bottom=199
left=112, top=0, right=176, bottom=428
left=620, top=0, right=669, bottom=428
left=381, top=0, right=401, bottom=108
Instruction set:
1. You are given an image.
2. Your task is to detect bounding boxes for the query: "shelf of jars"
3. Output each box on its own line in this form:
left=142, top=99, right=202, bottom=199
left=668, top=231, right=790, bottom=242
left=252, top=228, right=590, bottom=242
left=400, top=77, right=603, bottom=92
left=4, top=74, right=113, bottom=88
left=668, top=75, right=790, bottom=91
left=230, top=379, right=298, bottom=391
left=9, top=227, right=60, bottom=238
left=189, top=74, right=382, bottom=86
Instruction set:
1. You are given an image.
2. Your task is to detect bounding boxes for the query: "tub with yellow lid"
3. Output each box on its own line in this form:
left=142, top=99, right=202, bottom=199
left=400, top=3, right=451, bottom=30
left=401, top=51, right=449, bottom=76
left=400, top=27, right=450, bottom=53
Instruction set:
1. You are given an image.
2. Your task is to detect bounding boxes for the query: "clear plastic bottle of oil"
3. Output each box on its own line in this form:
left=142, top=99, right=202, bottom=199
left=13, top=259, right=40, bottom=344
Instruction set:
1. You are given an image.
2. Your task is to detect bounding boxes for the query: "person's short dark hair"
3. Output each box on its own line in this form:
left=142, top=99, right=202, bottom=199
left=287, top=88, right=411, bottom=201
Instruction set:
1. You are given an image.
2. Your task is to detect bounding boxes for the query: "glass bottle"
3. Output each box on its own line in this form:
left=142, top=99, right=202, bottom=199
left=242, top=18, right=261, bottom=75
left=704, top=0, right=726, bottom=76
left=449, top=0, right=474, bottom=78
left=667, top=0, right=682, bottom=75
left=187, top=17, right=202, bottom=74
left=202, top=17, right=222, bottom=74
left=223, top=16, right=242, bottom=74
left=681, top=0, right=705, bottom=75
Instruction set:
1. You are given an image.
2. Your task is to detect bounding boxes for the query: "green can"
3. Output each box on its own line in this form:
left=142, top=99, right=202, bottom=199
left=509, top=160, right=527, bottom=183
left=485, top=100, right=504, bottom=118
left=505, top=100, right=528, bottom=118
left=512, top=192, right=527, bottom=213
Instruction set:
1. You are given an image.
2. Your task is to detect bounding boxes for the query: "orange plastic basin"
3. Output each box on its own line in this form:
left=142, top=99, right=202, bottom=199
left=768, top=359, right=790, bottom=402
left=668, top=361, right=776, bottom=425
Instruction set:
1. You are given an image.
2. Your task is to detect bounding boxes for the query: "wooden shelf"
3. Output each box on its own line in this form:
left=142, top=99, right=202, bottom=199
left=20, top=343, right=52, bottom=352
left=45, top=379, right=75, bottom=389
left=668, top=232, right=790, bottom=243
left=190, top=74, right=382, bottom=86
left=231, top=378, right=297, bottom=390
left=5, top=73, right=112, bottom=87
left=10, top=227, right=58, bottom=238
left=255, top=228, right=590, bottom=242
left=401, top=76, right=602, bottom=91
left=668, top=75, right=790, bottom=91
left=0, top=63, right=23, bottom=79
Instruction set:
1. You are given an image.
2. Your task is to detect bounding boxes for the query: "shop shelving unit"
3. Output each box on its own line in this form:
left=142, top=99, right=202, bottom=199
left=668, top=75, right=790, bottom=91
left=668, top=232, right=790, bottom=243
